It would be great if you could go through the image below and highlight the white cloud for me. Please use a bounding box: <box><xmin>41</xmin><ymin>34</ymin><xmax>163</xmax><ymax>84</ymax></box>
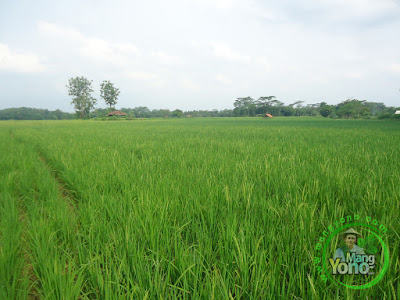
<box><xmin>209</xmin><ymin>42</ymin><xmax>251</xmax><ymax>62</ymax></box>
<box><xmin>115</xmin><ymin>43</ymin><xmax>141</xmax><ymax>56</ymax></box>
<box><xmin>79</xmin><ymin>37</ymin><xmax>142</xmax><ymax>66</ymax></box>
<box><xmin>343</xmin><ymin>71</ymin><xmax>364</xmax><ymax>79</ymax></box>
<box><xmin>1</xmin><ymin>0</ymin><xmax>400</xmax><ymax>109</ymax></box>
<box><xmin>150</xmin><ymin>51</ymin><xmax>183</xmax><ymax>65</ymax></box>
<box><xmin>214</xmin><ymin>0</ymin><xmax>235</xmax><ymax>10</ymax></box>
<box><xmin>256</xmin><ymin>0</ymin><xmax>400</xmax><ymax>23</ymax></box>
<box><xmin>36</xmin><ymin>20</ymin><xmax>187</xmax><ymax>92</ymax></box>
<box><xmin>326</xmin><ymin>0</ymin><xmax>399</xmax><ymax>19</ymax></box>
<box><xmin>38</xmin><ymin>21</ymin><xmax>141</xmax><ymax>66</ymax></box>
<box><xmin>256</xmin><ymin>57</ymin><xmax>272</xmax><ymax>72</ymax></box>
<box><xmin>0</xmin><ymin>43</ymin><xmax>45</xmax><ymax>73</ymax></box>
<box><xmin>190</xmin><ymin>0</ymin><xmax>236</xmax><ymax>11</ymax></box>
<box><xmin>38</xmin><ymin>20</ymin><xmax>84</xmax><ymax>42</ymax></box>
<box><xmin>126</xmin><ymin>71</ymin><xmax>157</xmax><ymax>80</ymax></box>
<box><xmin>151</xmin><ymin>79</ymin><xmax>167</xmax><ymax>88</ymax></box>
<box><xmin>80</xmin><ymin>37</ymin><xmax>113</xmax><ymax>61</ymax></box>
<box><xmin>215</xmin><ymin>74</ymin><xmax>232</xmax><ymax>85</ymax></box>
<box><xmin>386</xmin><ymin>63</ymin><xmax>400</xmax><ymax>73</ymax></box>
<box><xmin>182</xmin><ymin>78</ymin><xmax>199</xmax><ymax>90</ymax></box>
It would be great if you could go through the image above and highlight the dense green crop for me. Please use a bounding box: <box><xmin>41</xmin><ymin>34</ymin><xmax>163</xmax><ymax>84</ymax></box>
<box><xmin>1</xmin><ymin>118</ymin><xmax>399</xmax><ymax>299</ymax></box>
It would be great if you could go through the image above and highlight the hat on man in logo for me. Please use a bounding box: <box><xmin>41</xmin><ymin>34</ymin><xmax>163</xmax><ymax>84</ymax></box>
<box><xmin>340</xmin><ymin>228</ymin><xmax>362</xmax><ymax>237</ymax></box>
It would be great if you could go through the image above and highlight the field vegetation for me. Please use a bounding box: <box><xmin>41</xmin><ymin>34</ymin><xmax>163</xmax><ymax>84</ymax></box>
<box><xmin>0</xmin><ymin>118</ymin><xmax>399</xmax><ymax>299</ymax></box>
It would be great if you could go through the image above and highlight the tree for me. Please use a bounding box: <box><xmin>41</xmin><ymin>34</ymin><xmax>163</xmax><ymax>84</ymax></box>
<box><xmin>319</xmin><ymin>102</ymin><xmax>334</xmax><ymax>117</ymax></box>
<box><xmin>100</xmin><ymin>80</ymin><xmax>120</xmax><ymax>109</ymax></box>
<box><xmin>133</xmin><ymin>106</ymin><xmax>151</xmax><ymax>118</ymax></box>
<box><xmin>336</xmin><ymin>98</ymin><xmax>370</xmax><ymax>119</ymax></box>
<box><xmin>364</xmin><ymin>102</ymin><xmax>386</xmax><ymax>116</ymax></box>
<box><xmin>281</xmin><ymin>106</ymin><xmax>294</xmax><ymax>116</ymax></box>
<box><xmin>67</xmin><ymin>76</ymin><xmax>96</xmax><ymax>118</ymax></box>
<box><xmin>289</xmin><ymin>100</ymin><xmax>304</xmax><ymax>108</ymax></box>
<box><xmin>172</xmin><ymin>109</ymin><xmax>184</xmax><ymax>118</ymax></box>
<box><xmin>233</xmin><ymin>97</ymin><xmax>255</xmax><ymax>116</ymax></box>
<box><xmin>255</xmin><ymin>96</ymin><xmax>276</xmax><ymax>115</ymax></box>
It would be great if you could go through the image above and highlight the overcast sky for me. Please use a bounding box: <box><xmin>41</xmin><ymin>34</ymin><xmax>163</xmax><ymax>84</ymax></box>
<box><xmin>1</xmin><ymin>0</ymin><xmax>399</xmax><ymax>112</ymax></box>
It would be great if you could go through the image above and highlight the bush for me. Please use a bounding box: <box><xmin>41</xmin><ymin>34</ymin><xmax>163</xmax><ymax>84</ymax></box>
<box><xmin>329</xmin><ymin>111</ymin><xmax>338</xmax><ymax>119</ymax></box>
<box><xmin>377</xmin><ymin>113</ymin><xmax>392</xmax><ymax>120</ymax></box>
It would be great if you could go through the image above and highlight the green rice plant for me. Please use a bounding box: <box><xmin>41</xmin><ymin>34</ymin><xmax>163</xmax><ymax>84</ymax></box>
<box><xmin>0</xmin><ymin>118</ymin><xmax>399</xmax><ymax>299</ymax></box>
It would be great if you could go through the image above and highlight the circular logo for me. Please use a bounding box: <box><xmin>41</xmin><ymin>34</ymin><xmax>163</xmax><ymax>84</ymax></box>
<box><xmin>321</xmin><ymin>222</ymin><xmax>389</xmax><ymax>289</ymax></box>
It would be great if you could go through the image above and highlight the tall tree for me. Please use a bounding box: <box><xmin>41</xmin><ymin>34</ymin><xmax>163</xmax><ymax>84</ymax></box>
<box><xmin>172</xmin><ymin>109</ymin><xmax>184</xmax><ymax>118</ymax></box>
<box><xmin>319</xmin><ymin>102</ymin><xmax>334</xmax><ymax>117</ymax></box>
<box><xmin>66</xmin><ymin>76</ymin><xmax>96</xmax><ymax>118</ymax></box>
<box><xmin>256</xmin><ymin>96</ymin><xmax>276</xmax><ymax>115</ymax></box>
<box><xmin>234</xmin><ymin>97</ymin><xmax>255</xmax><ymax>116</ymax></box>
<box><xmin>289</xmin><ymin>100</ymin><xmax>304</xmax><ymax>108</ymax></box>
<box><xmin>100</xmin><ymin>80</ymin><xmax>120</xmax><ymax>109</ymax></box>
<box><xmin>336</xmin><ymin>98</ymin><xmax>370</xmax><ymax>119</ymax></box>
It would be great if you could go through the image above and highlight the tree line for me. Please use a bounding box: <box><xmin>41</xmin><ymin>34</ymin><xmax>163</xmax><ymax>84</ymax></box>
<box><xmin>0</xmin><ymin>76</ymin><xmax>398</xmax><ymax>120</ymax></box>
<box><xmin>1</xmin><ymin>100</ymin><xmax>398</xmax><ymax>120</ymax></box>
<box><xmin>0</xmin><ymin>107</ymin><xmax>75</xmax><ymax>120</ymax></box>
<box><xmin>66</xmin><ymin>76</ymin><xmax>399</xmax><ymax>119</ymax></box>
<box><xmin>232</xmin><ymin>96</ymin><xmax>399</xmax><ymax>119</ymax></box>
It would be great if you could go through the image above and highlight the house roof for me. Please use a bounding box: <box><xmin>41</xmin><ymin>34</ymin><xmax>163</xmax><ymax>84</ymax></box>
<box><xmin>264</xmin><ymin>114</ymin><xmax>274</xmax><ymax>118</ymax></box>
<box><xmin>108</xmin><ymin>110</ymin><xmax>127</xmax><ymax>116</ymax></box>
<box><xmin>395</xmin><ymin>110</ymin><xmax>400</xmax><ymax>115</ymax></box>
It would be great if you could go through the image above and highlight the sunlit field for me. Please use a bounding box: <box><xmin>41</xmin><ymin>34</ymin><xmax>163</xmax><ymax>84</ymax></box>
<box><xmin>1</xmin><ymin>118</ymin><xmax>399</xmax><ymax>299</ymax></box>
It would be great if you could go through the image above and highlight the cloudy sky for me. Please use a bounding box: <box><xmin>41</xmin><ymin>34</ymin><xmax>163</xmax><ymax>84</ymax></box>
<box><xmin>1</xmin><ymin>0</ymin><xmax>399</xmax><ymax>112</ymax></box>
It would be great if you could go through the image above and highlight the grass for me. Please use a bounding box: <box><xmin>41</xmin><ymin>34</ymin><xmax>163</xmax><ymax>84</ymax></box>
<box><xmin>0</xmin><ymin>117</ymin><xmax>399</xmax><ymax>299</ymax></box>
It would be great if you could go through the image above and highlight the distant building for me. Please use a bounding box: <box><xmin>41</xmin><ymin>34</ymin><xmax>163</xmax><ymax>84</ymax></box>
<box><xmin>108</xmin><ymin>110</ymin><xmax>127</xmax><ymax>117</ymax></box>
<box><xmin>395</xmin><ymin>110</ymin><xmax>400</xmax><ymax>115</ymax></box>
<box><xmin>263</xmin><ymin>113</ymin><xmax>274</xmax><ymax>118</ymax></box>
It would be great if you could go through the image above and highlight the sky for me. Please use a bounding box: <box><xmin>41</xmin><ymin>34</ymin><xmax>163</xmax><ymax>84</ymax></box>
<box><xmin>0</xmin><ymin>0</ymin><xmax>399</xmax><ymax>112</ymax></box>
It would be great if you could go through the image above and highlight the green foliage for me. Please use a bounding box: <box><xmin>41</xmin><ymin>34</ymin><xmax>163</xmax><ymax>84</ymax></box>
<box><xmin>66</xmin><ymin>76</ymin><xmax>96</xmax><ymax>119</ymax></box>
<box><xmin>91</xmin><ymin>108</ymin><xmax>111</xmax><ymax>118</ymax></box>
<box><xmin>319</xmin><ymin>102</ymin><xmax>334</xmax><ymax>117</ymax></box>
<box><xmin>377</xmin><ymin>113</ymin><xmax>400</xmax><ymax>120</ymax></box>
<box><xmin>233</xmin><ymin>96</ymin><xmax>322</xmax><ymax>117</ymax></box>
<box><xmin>172</xmin><ymin>109</ymin><xmax>184</xmax><ymax>118</ymax></box>
<box><xmin>100</xmin><ymin>80</ymin><xmax>120</xmax><ymax>108</ymax></box>
<box><xmin>232</xmin><ymin>97</ymin><xmax>396</xmax><ymax>119</ymax></box>
<box><xmin>149</xmin><ymin>108</ymin><xmax>171</xmax><ymax>118</ymax></box>
<box><xmin>336</xmin><ymin>99</ymin><xmax>371</xmax><ymax>119</ymax></box>
<box><xmin>234</xmin><ymin>97</ymin><xmax>257</xmax><ymax>116</ymax></box>
<box><xmin>358</xmin><ymin>235</ymin><xmax>379</xmax><ymax>255</ymax></box>
<box><xmin>0</xmin><ymin>107</ymin><xmax>74</xmax><ymax>120</ymax></box>
<box><xmin>364</xmin><ymin>102</ymin><xmax>387</xmax><ymax>116</ymax></box>
<box><xmin>281</xmin><ymin>106</ymin><xmax>295</xmax><ymax>116</ymax></box>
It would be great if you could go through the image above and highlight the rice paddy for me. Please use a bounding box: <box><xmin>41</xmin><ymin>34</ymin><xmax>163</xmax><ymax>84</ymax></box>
<box><xmin>0</xmin><ymin>117</ymin><xmax>399</xmax><ymax>299</ymax></box>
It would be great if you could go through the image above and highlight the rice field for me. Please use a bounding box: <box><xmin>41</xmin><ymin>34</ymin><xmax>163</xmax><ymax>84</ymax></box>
<box><xmin>0</xmin><ymin>117</ymin><xmax>399</xmax><ymax>299</ymax></box>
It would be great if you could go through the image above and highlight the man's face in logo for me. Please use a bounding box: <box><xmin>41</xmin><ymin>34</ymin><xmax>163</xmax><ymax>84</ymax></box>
<box><xmin>345</xmin><ymin>234</ymin><xmax>357</xmax><ymax>249</ymax></box>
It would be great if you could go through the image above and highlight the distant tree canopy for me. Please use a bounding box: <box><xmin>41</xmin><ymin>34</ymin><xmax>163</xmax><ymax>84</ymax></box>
<box><xmin>1</xmin><ymin>95</ymin><xmax>398</xmax><ymax>120</ymax></box>
<box><xmin>319</xmin><ymin>102</ymin><xmax>333</xmax><ymax>117</ymax></box>
<box><xmin>0</xmin><ymin>107</ymin><xmax>74</xmax><ymax>120</ymax></box>
<box><xmin>327</xmin><ymin>99</ymin><xmax>397</xmax><ymax>119</ymax></box>
<box><xmin>233</xmin><ymin>96</ymin><xmax>315</xmax><ymax>117</ymax></box>
<box><xmin>172</xmin><ymin>109</ymin><xmax>184</xmax><ymax>118</ymax></box>
<box><xmin>231</xmin><ymin>96</ymin><xmax>398</xmax><ymax>119</ymax></box>
<box><xmin>90</xmin><ymin>107</ymin><xmax>233</xmax><ymax>118</ymax></box>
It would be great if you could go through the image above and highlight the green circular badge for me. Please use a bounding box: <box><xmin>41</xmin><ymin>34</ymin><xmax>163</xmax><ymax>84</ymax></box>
<box><xmin>321</xmin><ymin>222</ymin><xmax>389</xmax><ymax>289</ymax></box>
